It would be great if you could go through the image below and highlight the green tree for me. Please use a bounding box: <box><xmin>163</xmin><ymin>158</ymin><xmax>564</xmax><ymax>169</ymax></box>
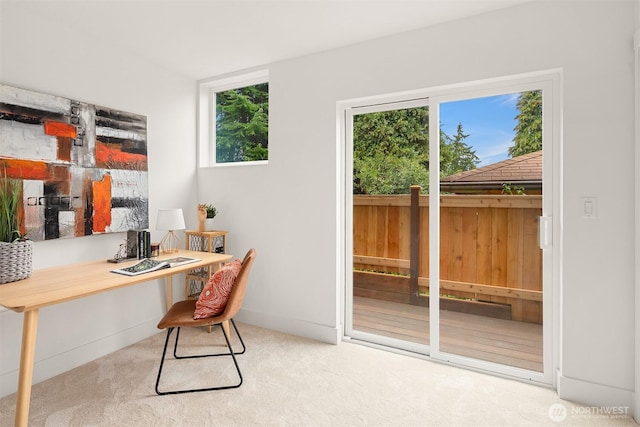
<box><xmin>216</xmin><ymin>83</ymin><xmax>268</xmax><ymax>162</ymax></box>
<box><xmin>353</xmin><ymin>109</ymin><xmax>479</xmax><ymax>194</ymax></box>
<box><xmin>508</xmin><ymin>90</ymin><xmax>542</xmax><ymax>157</ymax></box>
<box><xmin>440</xmin><ymin>123</ymin><xmax>479</xmax><ymax>177</ymax></box>
<box><xmin>353</xmin><ymin>107</ymin><xmax>430</xmax><ymax>194</ymax></box>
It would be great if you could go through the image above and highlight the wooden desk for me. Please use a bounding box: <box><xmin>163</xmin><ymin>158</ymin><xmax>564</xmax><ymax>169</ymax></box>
<box><xmin>0</xmin><ymin>249</ymin><xmax>231</xmax><ymax>427</ymax></box>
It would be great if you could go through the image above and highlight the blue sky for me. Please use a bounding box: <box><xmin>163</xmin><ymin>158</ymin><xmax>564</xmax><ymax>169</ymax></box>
<box><xmin>440</xmin><ymin>93</ymin><xmax>520</xmax><ymax>166</ymax></box>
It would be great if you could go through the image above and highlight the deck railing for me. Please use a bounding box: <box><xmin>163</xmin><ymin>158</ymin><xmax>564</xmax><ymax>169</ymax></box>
<box><xmin>353</xmin><ymin>186</ymin><xmax>543</xmax><ymax>324</ymax></box>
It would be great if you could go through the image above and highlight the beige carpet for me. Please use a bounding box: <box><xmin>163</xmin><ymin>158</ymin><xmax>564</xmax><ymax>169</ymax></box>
<box><xmin>0</xmin><ymin>323</ymin><xmax>636</xmax><ymax>426</ymax></box>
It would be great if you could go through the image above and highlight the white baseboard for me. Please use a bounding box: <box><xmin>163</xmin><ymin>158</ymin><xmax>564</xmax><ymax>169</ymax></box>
<box><xmin>557</xmin><ymin>372</ymin><xmax>634</xmax><ymax>411</ymax></box>
<box><xmin>235</xmin><ymin>308</ymin><xmax>340</xmax><ymax>345</ymax></box>
<box><xmin>0</xmin><ymin>318</ymin><xmax>159</xmax><ymax>399</ymax></box>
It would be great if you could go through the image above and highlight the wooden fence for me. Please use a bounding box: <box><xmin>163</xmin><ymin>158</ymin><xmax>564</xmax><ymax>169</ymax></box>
<box><xmin>353</xmin><ymin>187</ymin><xmax>543</xmax><ymax>324</ymax></box>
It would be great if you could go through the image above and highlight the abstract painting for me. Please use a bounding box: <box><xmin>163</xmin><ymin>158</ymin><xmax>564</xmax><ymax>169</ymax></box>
<box><xmin>0</xmin><ymin>84</ymin><xmax>148</xmax><ymax>241</ymax></box>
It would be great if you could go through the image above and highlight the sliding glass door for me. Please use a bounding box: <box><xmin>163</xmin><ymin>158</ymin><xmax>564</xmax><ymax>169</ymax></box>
<box><xmin>344</xmin><ymin>73</ymin><xmax>558</xmax><ymax>385</ymax></box>
<box><xmin>347</xmin><ymin>98</ymin><xmax>430</xmax><ymax>354</ymax></box>
<box><xmin>436</xmin><ymin>93</ymin><xmax>544</xmax><ymax>373</ymax></box>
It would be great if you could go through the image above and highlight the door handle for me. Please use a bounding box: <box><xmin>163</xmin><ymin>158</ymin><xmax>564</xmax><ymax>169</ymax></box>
<box><xmin>539</xmin><ymin>216</ymin><xmax>552</xmax><ymax>249</ymax></box>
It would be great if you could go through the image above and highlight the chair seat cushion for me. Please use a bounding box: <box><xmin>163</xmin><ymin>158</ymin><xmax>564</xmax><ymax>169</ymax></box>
<box><xmin>193</xmin><ymin>259</ymin><xmax>242</xmax><ymax>319</ymax></box>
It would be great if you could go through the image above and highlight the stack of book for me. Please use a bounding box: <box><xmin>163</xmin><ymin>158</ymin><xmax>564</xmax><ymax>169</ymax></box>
<box><xmin>127</xmin><ymin>229</ymin><xmax>151</xmax><ymax>259</ymax></box>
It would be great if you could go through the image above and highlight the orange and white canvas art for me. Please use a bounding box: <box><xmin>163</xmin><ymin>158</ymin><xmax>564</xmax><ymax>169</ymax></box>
<box><xmin>0</xmin><ymin>84</ymin><xmax>148</xmax><ymax>240</ymax></box>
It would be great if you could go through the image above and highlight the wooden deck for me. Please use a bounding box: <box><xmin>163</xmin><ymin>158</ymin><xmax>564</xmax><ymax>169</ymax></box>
<box><xmin>353</xmin><ymin>296</ymin><xmax>543</xmax><ymax>372</ymax></box>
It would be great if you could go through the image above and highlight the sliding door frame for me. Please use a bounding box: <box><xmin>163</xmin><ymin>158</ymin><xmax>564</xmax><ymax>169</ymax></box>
<box><xmin>339</xmin><ymin>70</ymin><xmax>562</xmax><ymax>387</ymax></box>
<box><xmin>343</xmin><ymin>97</ymin><xmax>430</xmax><ymax>355</ymax></box>
<box><xmin>428</xmin><ymin>76</ymin><xmax>559</xmax><ymax>386</ymax></box>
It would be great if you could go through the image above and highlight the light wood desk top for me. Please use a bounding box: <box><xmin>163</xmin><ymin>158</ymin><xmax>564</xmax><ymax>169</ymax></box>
<box><xmin>0</xmin><ymin>250</ymin><xmax>231</xmax><ymax>312</ymax></box>
<box><xmin>0</xmin><ymin>249</ymin><xmax>232</xmax><ymax>427</ymax></box>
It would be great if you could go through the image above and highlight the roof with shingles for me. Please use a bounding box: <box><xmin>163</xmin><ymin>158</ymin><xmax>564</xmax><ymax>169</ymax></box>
<box><xmin>441</xmin><ymin>150</ymin><xmax>542</xmax><ymax>184</ymax></box>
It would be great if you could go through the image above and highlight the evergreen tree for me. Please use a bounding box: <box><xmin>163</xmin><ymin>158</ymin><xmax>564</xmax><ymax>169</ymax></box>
<box><xmin>216</xmin><ymin>83</ymin><xmax>268</xmax><ymax>162</ymax></box>
<box><xmin>508</xmin><ymin>90</ymin><xmax>542</xmax><ymax>157</ymax></box>
<box><xmin>353</xmin><ymin>107</ymin><xmax>430</xmax><ymax>194</ymax></box>
<box><xmin>440</xmin><ymin>123</ymin><xmax>479</xmax><ymax>177</ymax></box>
<box><xmin>353</xmin><ymin>109</ymin><xmax>478</xmax><ymax>194</ymax></box>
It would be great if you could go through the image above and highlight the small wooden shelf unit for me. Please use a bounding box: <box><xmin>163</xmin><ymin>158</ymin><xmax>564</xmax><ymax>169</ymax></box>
<box><xmin>184</xmin><ymin>230</ymin><xmax>228</xmax><ymax>298</ymax></box>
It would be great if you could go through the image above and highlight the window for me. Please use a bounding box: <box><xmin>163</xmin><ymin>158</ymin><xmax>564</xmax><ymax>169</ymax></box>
<box><xmin>215</xmin><ymin>82</ymin><xmax>268</xmax><ymax>163</ymax></box>
<box><xmin>198</xmin><ymin>69</ymin><xmax>268</xmax><ymax>166</ymax></box>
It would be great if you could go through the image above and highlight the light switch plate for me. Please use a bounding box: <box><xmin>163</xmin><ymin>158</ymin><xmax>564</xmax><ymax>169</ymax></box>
<box><xmin>581</xmin><ymin>196</ymin><xmax>597</xmax><ymax>218</ymax></box>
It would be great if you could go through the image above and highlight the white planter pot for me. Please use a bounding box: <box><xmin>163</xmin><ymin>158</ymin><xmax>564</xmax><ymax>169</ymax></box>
<box><xmin>0</xmin><ymin>240</ymin><xmax>33</xmax><ymax>284</ymax></box>
<box><xmin>205</xmin><ymin>218</ymin><xmax>216</xmax><ymax>231</ymax></box>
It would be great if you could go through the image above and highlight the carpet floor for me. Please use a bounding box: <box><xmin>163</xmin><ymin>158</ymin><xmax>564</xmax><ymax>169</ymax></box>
<box><xmin>0</xmin><ymin>323</ymin><xmax>636</xmax><ymax>426</ymax></box>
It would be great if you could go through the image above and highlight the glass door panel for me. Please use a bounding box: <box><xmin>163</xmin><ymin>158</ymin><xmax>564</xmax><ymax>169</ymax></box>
<box><xmin>349</xmin><ymin>100</ymin><xmax>430</xmax><ymax>351</ymax></box>
<box><xmin>437</xmin><ymin>92</ymin><xmax>543</xmax><ymax>372</ymax></box>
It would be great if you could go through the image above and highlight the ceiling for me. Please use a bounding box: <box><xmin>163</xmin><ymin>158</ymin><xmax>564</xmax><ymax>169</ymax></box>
<box><xmin>8</xmin><ymin>0</ymin><xmax>533</xmax><ymax>80</ymax></box>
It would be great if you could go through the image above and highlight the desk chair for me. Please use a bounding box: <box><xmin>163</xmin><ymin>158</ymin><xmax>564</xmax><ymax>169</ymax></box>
<box><xmin>155</xmin><ymin>248</ymin><xmax>256</xmax><ymax>395</ymax></box>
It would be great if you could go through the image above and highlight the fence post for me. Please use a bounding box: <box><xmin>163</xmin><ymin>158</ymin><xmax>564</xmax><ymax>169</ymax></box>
<box><xmin>410</xmin><ymin>185</ymin><xmax>421</xmax><ymax>305</ymax></box>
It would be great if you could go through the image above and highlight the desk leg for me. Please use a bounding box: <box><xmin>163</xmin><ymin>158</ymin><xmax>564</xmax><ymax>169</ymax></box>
<box><xmin>15</xmin><ymin>309</ymin><xmax>39</xmax><ymax>427</ymax></box>
<box><xmin>166</xmin><ymin>275</ymin><xmax>173</xmax><ymax>312</ymax></box>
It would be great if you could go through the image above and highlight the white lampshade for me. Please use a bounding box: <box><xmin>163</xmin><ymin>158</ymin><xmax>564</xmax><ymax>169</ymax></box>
<box><xmin>156</xmin><ymin>208</ymin><xmax>186</xmax><ymax>231</ymax></box>
<box><xmin>156</xmin><ymin>209</ymin><xmax>185</xmax><ymax>253</ymax></box>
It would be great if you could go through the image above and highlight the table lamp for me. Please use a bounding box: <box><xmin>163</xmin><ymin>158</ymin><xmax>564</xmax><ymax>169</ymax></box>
<box><xmin>156</xmin><ymin>208</ymin><xmax>186</xmax><ymax>253</ymax></box>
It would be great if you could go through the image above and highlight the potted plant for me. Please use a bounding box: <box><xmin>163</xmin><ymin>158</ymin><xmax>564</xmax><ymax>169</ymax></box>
<box><xmin>204</xmin><ymin>204</ymin><xmax>217</xmax><ymax>231</ymax></box>
<box><xmin>0</xmin><ymin>172</ymin><xmax>33</xmax><ymax>284</ymax></box>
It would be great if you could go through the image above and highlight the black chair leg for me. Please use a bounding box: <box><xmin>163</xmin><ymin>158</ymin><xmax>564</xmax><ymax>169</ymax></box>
<box><xmin>220</xmin><ymin>322</ymin><xmax>243</xmax><ymax>388</ymax></box>
<box><xmin>155</xmin><ymin>321</ymin><xmax>244</xmax><ymax>395</ymax></box>
<box><xmin>155</xmin><ymin>327</ymin><xmax>175</xmax><ymax>395</ymax></box>
<box><xmin>172</xmin><ymin>319</ymin><xmax>245</xmax><ymax>359</ymax></box>
<box><xmin>229</xmin><ymin>319</ymin><xmax>247</xmax><ymax>355</ymax></box>
<box><xmin>172</xmin><ymin>327</ymin><xmax>182</xmax><ymax>359</ymax></box>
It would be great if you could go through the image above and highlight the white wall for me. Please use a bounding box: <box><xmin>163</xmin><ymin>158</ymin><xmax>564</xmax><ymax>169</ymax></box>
<box><xmin>0</xmin><ymin>2</ymin><xmax>198</xmax><ymax>397</ymax></box>
<box><xmin>201</xmin><ymin>0</ymin><xmax>636</xmax><ymax>412</ymax></box>
<box><xmin>0</xmin><ymin>0</ymin><xmax>636</xmax><ymax>416</ymax></box>
<box><xmin>634</xmin><ymin>0</ymin><xmax>640</xmax><ymax>421</ymax></box>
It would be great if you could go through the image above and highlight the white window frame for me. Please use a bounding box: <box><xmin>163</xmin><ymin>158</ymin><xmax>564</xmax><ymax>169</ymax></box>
<box><xmin>197</xmin><ymin>69</ymin><xmax>269</xmax><ymax>167</ymax></box>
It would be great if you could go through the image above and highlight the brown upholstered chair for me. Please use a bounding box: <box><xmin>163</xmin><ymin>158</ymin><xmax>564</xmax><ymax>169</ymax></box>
<box><xmin>155</xmin><ymin>248</ymin><xmax>256</xmax><ymax>395</ymax></box>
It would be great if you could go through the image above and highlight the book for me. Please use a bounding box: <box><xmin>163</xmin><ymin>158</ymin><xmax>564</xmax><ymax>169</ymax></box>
<box><xmin>143</xmin><ymin>231</ymin><xmax>151</xmax><ymax>258</ymax></box>
<box><xmin>127</xmin><ymin>230</ymin><xmax>141</xmax><ymax>259</ymax></box>
<box><xmin>111</xmin><ymin>256</ymin><xmax>200</xmax><ymax>276</ymax></box>
<box><xmin>163</xmin><ymin>256</ymin><xmax>201</xmax><ymax>267</ymax></box>
<box><xmin>127</xmin><ymin>229</ymin><xmax>152</xmax><ymax>259</ymax></box>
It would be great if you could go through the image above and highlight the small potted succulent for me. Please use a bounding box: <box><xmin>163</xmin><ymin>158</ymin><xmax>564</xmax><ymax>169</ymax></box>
<box><xmin>0</xmin><ymin>172</ymin><xmax>33</xmax><ymax>284</ymax></box>
<box><xmin>204</xmin><ymin>204</ymin><xmax>218</xmax><ymax>231</ymax></box>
